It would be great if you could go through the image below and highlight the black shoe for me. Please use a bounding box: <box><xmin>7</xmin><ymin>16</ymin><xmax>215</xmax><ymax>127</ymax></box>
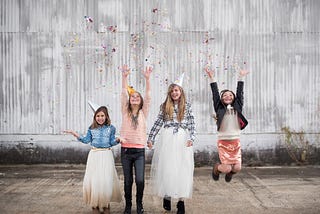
<box><xmin>92</xmin><ymin>207</ymin><xmax>100</xmax><ymax>214</ymax></box>
<box><xmin>176</xmin><ymin>201</ymin><xmax>185</xmax><ymax>214</ymax></box>
<box><xmin>102</xmin><ymin>205</ymin><xmax>110</xmax><ymax>214</ymax></box>
<box><xmin>163</xmin><ymin>198</ymin><xmax>171</xmax><ymax>211</ymax></box>
<box><xmin>137</xmin><ymin>203</ymin><xmax>144</xmax><ymax>214</ymax></box>
<box><xmin>225</xmin><ymin>171</ymin><xmax>235</xmax><ymax>182</ymax></box>
<box><xmin>124</xmin><ymin>205</ymin><xmax>131</xmax><ymax>214</ymax></box>
<box><xmin>212</xmin><ymin>164</ymin><xmax>220</xmax><ymax>181</ymax></box>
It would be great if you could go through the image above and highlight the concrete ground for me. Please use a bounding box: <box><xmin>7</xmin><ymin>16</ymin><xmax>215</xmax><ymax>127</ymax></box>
<box><xmin>0</xmin><ymin>164</ymin><xmax>319</xmax><ymax>214</ymax></box>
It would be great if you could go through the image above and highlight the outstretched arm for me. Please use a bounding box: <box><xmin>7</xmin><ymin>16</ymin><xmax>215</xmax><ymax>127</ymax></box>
<box><xmin>64</xmin><ymin>129</ymin><xmax>92</xmax><ymax>144</ymax></box>
<box><xmin>63</xmin><ymin>130</ymin><xmax>80</xmax><ymax>139</ymax></box>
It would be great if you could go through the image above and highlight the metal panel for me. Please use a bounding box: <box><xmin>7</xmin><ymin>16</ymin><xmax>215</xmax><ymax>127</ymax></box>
<box><xmin>0</xmin><ymin>33</ymin><xmax>22</xmax><ymax>133</ymax></box>
<box><xmin>20</xmin><ymin>0</ymin><xmax>54</xmax><ymax>32</ymax></box>
<box><xmin>52</xmin><ymin>0</ymin><xmax>87</xmax><ymax>33</ymax></box>
<box><xmin>20</xmin><ymin>32</ymin><xmax>53</xmax><ymax>133</ymax></box>
<box><xmin>0</xmin><ymin>0</ymin><xmax>20</xmax><ymax>32</ymax></box>
<box><xmin>0</xmin><ymin>0</ymin><xmax>319</xmax><ymax>148</ymax></box>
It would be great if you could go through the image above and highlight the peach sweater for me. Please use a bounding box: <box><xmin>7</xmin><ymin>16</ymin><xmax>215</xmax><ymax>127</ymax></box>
<box><xmin>120</xmin><ymin>88</ymin><xmax>151</xmax><ymax>148</ymax></box>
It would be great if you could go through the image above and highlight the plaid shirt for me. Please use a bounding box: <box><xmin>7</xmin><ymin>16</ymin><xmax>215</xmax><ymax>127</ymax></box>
<box><xmin>148</xmin><ymin>102</ymin><xmax>196</xmax><ymax>143</ymax></box>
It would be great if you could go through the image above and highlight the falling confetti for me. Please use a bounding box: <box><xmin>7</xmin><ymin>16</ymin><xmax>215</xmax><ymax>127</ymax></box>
<box><xmin>84</xmin><ymin>16</ymin><xmax>93</xmax><ymax>23</ymax></box>
<box><xmin>61</xmin><ymin>11</ymin><xmax>249</xmax><ymax>95</ymax></box>
<box><xmin>107</xmin><ymin>25</ymin><xmax>117</xmax><ymax>33</ymax></box>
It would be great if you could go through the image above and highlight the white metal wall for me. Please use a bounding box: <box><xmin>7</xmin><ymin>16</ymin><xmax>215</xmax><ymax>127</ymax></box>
<box><xmin>1</xmin><ymin>0</ymin><xmax>320</xmax><ymax>160</ymax></box>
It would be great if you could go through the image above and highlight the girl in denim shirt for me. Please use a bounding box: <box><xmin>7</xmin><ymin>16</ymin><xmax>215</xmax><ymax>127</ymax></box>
<box><xmin>64</xmin><ymin>106</ymin><xmax>121</xmax><ymax>213</ymax></box>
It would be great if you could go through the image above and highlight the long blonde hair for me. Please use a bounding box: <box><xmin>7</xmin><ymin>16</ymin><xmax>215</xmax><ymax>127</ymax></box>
<box><xmin>161</xmin><ymin>84</ymin><xmax>186</xmax><ymax>122</ymax></box>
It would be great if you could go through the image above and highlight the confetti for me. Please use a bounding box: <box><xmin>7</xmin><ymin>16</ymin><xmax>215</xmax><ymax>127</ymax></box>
<box><xmin>84</xmin><ymin>16</ymin><xmax>93</xmax><ymax>23</ymax></box>
<box><xmin>107</xmin><ymin>25</ymin><xmax>117</xmax><ymax>33</ymax></box>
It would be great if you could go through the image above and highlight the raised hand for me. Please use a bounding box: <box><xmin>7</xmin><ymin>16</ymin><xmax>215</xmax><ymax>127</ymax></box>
<box><xmin>63</xmin><ymin>130</ymin><xmax>74</xmax><ymax>134</ymax></box>
<box><xmin>204</xmin><ymin>66</ymin><xmax>215</xmax><ymax>80</ymax></box>
<box><xmin>234</xmin><ymin>63</ymin><xmax>249</xmax><ymax>79</ymax></box>
<box><xmin>143</xmin><ymin>66</ymin><xmax>153</xmax><ymax>80</ymax></box>
<box><xmin>63</xmin><ymin>130</ymin><xmax>79</xmax><ymax>138</ymax></box>
<box><xmin>239</xmin><ymin>69</ymin><xmax>249</xmax><ymax>78</ymax></box>
<box><xmin>121</xmin><ymin>64</ymin><xmax>130</xmax><ymax>78</ymax></box>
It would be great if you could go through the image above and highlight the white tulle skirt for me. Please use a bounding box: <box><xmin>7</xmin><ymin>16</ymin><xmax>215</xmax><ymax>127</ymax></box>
<box><xmin>83</xmin><ymin>148</ymin><xmax>122</xmax><ymax>208</ymax></box>
<box><xmin>151</xmin><ymin>127</ymin><xmax>194</xmax><ymax>199</ymax></box>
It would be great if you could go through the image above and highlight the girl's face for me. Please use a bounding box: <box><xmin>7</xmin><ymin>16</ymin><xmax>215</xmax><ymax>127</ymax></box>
<box><xmin>95</xmin><ymin>111</ymin><xmax>106</xmax><ymax>125</ymax></box>
<box><xmin>170</xmin><ymin>85</ymin><xmax>182</xmax><ymax>102</ymax></box>
<box><xmin>130</xmin><ymin>92</ymin><xmax>141</xmax><ymax>105</ymax></box>
<box><xmin>221</xmin><ymin>91</ymin><xmax>234</xmax><ymax>105</ymax></box>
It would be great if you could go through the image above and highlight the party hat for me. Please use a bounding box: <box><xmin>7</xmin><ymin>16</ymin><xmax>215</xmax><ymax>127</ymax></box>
<box><xmin>127</xmin><ymin>86</ymin><xmax>137</xmax><ymax>95</ymax></box>
<box><xmin>88</xmin><ymin>100</ymin><xmax>100</xmax><ymax>113</ymax></box>
<box><xmin>173</xmin><ymin>72</ymin><xmax>185</xmax><ymax>88</ymax></box>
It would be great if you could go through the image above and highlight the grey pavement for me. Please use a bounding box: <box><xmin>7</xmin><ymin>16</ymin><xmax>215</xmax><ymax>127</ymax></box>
<box><xmin>0</xmin><ymin>164</ymin><xmax>319</xmax><ymax>214</ymax></box>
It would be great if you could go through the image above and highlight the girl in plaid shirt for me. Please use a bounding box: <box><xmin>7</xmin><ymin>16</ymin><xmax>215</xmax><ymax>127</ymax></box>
<box><xmin>147</xmin><ymin>81</ymin><xmax>195</xmax><ymax>214</ymax></box>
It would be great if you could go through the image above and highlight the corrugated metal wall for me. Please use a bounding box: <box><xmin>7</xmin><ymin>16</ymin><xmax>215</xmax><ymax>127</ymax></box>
<box><xmin>1</xmin><ymin>0</ymin><xmax>320</xmax><ymax>164</ymax></box>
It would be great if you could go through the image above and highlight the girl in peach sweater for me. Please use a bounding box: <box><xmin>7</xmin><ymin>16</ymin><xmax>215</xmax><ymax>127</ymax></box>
<box><xmin>119</xmin><ymin>65</ymin><xmax>153</xmax><ymax>214</ymax></box>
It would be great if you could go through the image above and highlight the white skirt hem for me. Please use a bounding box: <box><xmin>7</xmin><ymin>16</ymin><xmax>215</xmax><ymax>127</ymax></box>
<box><xmin>83</xmin><ymin>149</ymin><xmax>122</xmax><ymax>208</ymax></box>
<box><xmin>150</xmin><ymin>127</ymin><xmax>194</xmax><ymax>199</ymax></box>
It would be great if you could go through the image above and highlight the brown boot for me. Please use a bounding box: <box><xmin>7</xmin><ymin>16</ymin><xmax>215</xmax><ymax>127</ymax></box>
<box><xmin>212</xmin><ymin>164</ymin><xmax>220</xmax><ymax>181</ymax></box>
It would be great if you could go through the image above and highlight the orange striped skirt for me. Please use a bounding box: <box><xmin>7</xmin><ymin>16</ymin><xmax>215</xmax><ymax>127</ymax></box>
<box><xmin>217</xmin><ymin>139</ymin><xmax>241</xmax><ymax>165</ymax></box>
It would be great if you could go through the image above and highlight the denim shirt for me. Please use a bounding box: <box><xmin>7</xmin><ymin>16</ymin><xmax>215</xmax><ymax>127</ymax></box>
<box><xmin>78</xmin><ymin>125</ymin><xmax>119</xmax><ymax>148</ymax></box>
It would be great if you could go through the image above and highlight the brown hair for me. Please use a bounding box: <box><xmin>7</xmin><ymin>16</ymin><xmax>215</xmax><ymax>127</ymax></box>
<box><xmin>220</xmin><ymin>89</ymin><xmax>236</xmax><ymax>105</ymax></box>
<box><xmin>90</xmin><ymin>106</ymin><xmax>111</xmax><ymax>129</ymax></box>
<box><xmin>161</xmin><ymin>84</ymin><xmax>186</xmax><ymax>122</ymax></box>
<box><xmin>126</xmin><ymin>92</ymin><xmax>144</xmax><ymax>129</ymax></box>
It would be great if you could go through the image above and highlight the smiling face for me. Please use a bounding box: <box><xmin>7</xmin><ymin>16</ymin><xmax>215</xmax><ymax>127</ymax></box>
<box><xmin>170</xmin><ymin>85</ymin><xmax>182</xmax><ymax>103</ymax></box>
<box><xmin>221</xmin><ymin>91</ymin><xmax>235</xmax><ymax>105</ymax></box>
<box><xmin>129</xmin><ymin>92</ymin><xmax>142</xmax><ymax>105</ymax></box>
<box><xmin>95</xmin><ymin>111</ymin><xmax>106</xmax><ymax>125</ymax></box>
